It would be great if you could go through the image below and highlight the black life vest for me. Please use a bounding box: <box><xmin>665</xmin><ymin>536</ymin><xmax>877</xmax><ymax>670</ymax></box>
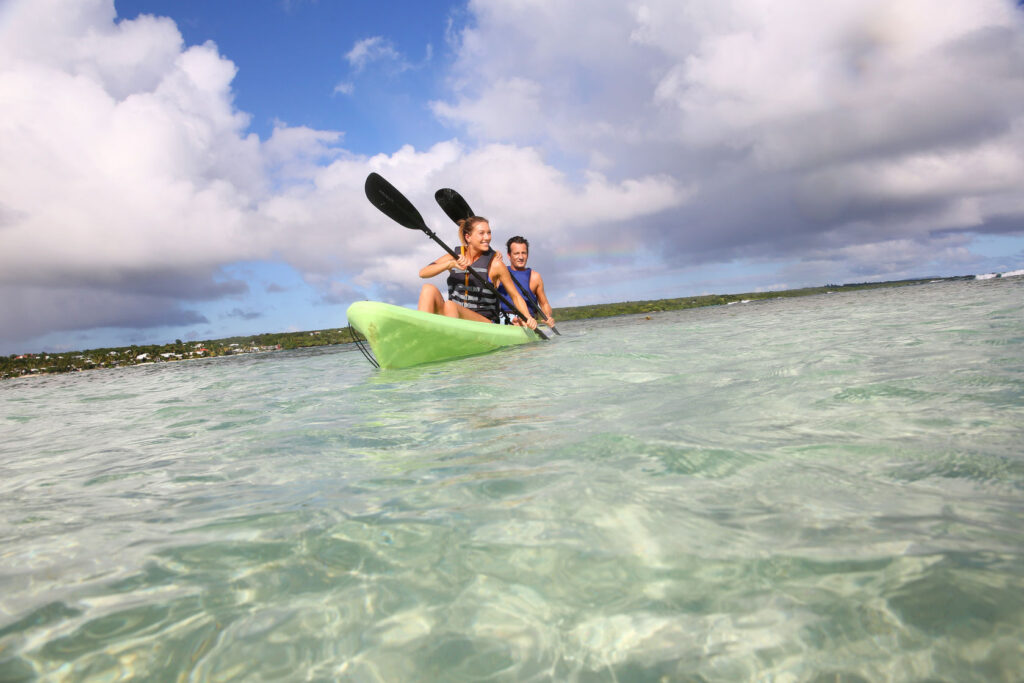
<box><xmin>447</xmin><ymin>248</ymin><xmax>499</xmax><ymax>322</ymax></box>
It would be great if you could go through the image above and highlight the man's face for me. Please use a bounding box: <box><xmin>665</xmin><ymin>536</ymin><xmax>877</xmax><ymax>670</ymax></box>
<box><xmin>508</xmin><ymin>243</ymin><xmax>529</xmax><ymax>269</ymax></box>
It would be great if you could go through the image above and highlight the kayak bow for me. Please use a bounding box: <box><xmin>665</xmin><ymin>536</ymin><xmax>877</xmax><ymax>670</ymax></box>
<box><xmin>346</xmin><ymin>301</ymin><xmax>537</xmax><ymax>369</ymax></box>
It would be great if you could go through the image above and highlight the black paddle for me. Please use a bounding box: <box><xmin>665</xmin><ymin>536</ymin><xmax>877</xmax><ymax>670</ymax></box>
<box><xmin>364</xmin><ymin>173</ymin><xmax>548</xmax><ymax>341</ymax></box>
<box><xmin>434</xmin><ymin>187</ymin><xmax>475</xmax><ymax>225</ymax></box>
<box><xmin>434</xmin><ymin>187</ymin><xmax>560</xmax><ymax>335</ymax></box>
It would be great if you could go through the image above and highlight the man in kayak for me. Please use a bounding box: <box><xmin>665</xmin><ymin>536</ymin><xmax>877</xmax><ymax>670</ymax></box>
<box><xmin>498</xmin><ymin>236</ymin><xmax>556</xmax><ymax>328</ymax></box>
<box><xmin>418</xmin><ymin>216</ymin><xmax>538</xmax><ymax>329</ymax></box>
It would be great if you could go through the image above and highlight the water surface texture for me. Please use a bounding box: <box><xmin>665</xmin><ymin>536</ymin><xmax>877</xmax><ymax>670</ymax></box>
<box><xmin>2</xmin><ymin>278</ymin><xmax>1023</xmax><ymax>681</ymax></box>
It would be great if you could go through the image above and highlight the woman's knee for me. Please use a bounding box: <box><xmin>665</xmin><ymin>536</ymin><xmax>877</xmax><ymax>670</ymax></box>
<box><xmin>418</xmin><ymin>284</ymin><xmax>443</xmax><ymax>312</ymax></box>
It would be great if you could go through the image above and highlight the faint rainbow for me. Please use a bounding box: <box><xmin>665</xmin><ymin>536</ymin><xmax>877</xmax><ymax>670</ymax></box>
<box><xmin>555</xmin><ymin>242</ymin><xmax>636</xmax><ymax>260</ymax></box>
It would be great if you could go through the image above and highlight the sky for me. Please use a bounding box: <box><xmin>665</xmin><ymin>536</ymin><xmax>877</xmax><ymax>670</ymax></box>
<box><xmin>1</xmin><ymin>0</ymin><xmax>1023</xmax><ymax>355</ymax></box>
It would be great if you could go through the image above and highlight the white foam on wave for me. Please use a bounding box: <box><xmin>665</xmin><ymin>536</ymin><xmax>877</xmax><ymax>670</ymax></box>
<box><xmin>975</xmin><ymin>269</ymin><xmax>1024</xmax><ymax>280</ymax></box>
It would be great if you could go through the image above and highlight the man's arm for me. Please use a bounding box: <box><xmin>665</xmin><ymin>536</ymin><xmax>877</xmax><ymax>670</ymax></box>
<box><xmin>492</xmin><ymin>259</ymin><xmax>537</xmax><ymax>329</ymax></box>
<box><xmin>530</xmin><ymin>271</ymin><xmax>555</xmax><ymax>326</ymax></box>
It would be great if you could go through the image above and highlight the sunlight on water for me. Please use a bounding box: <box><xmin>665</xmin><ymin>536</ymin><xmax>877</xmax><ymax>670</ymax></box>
<box><xmin>2</xmin><ymin>279</ymin><xmax>1023</xmax><ymax>681</ymax></box>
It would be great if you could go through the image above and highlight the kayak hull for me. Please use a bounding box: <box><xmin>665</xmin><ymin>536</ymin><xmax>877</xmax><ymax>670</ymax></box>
<box><xmin>346</xmin><ymin>301</ymin><xmax>537</xmax><ymax>369</ymax></box>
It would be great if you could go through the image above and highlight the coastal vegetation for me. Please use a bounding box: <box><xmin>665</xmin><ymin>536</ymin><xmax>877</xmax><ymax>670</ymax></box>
<box><xmin>2</xmin><ymin>277</ymin><xmax>961</xmax><ymax>380</ymax></box>
<box><xmin>2</xmin><ymin>328</ymin><xmax>361</xmax><ymax>380</ymax></box>
<box><xmin>550</xmin><ymin>277</ymin><xmax>953</xmax><ymax>321</ymax></box>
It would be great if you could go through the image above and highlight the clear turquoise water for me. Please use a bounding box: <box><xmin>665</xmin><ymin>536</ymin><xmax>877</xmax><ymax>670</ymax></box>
<box><xmin>1</xmin><ymin>278</ymin><xmax>1023</xmax><ymax>681</ymax></box>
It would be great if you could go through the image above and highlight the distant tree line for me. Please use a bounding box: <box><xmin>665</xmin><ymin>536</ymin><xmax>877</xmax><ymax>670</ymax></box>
<box><xmin>550</xmin><ymin>278</ymin><xmax>947</xmax><ymax>321</ymax></box>
<box><xmin>2</xmin><ymin>328</ymin><xmax>363</xmax><ymax>379</ymax></box>
<box><xmin>3</xmin><ymin>277</ymin><xmax>962</xmax><ymax>380</ymax></box>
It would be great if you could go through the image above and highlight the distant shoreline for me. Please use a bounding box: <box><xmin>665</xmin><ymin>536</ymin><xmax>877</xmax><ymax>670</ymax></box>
<box><xmin>0</xmin><ymin>276</ymin><xmax>972</xmax><ymax>381</ymax></box>
<box><xmin>550</xmin><ymin>277</ymin><xmax>960</xmax><ymax>321</ymax></box>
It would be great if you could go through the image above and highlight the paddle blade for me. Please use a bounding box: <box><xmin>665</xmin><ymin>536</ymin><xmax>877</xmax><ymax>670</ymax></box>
<box><xmin>435</xmin><ymin>188</ymin><xmax>475</xmax><ymax>224</ymax></box>
<box><xmin>365</xmin><ymin>172</ymin><xmax>429</xmax><ymax>232</ymax></box>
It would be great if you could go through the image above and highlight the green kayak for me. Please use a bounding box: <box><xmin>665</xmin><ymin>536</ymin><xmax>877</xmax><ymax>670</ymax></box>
<box><xmin>346</xmin><ymin>301</ymin><xmax>538</xmax><ymax>369</ymax></box>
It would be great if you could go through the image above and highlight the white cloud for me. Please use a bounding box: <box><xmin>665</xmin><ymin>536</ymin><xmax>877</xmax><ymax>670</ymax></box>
<box><xmin>435</xmin><ymin>0</ymin><xmax>1024</xmax><ymax>268</ymax></box>
<box><xmin>345</xmin><ymin>36</ymin><xmax>405</xmax><ymax>72</ymax></box>
<box><xmin>262</xmin><ymin>140</ymin><xmax>682</xmax><ymax>304</ymax></box>
<box><xmin>433</xmin><ymin>77</ymin><xmax>544</xmax><ymax>140</ymax></box>
<box><xmin>2</xmin><ymin>0</ymin><xmax>1024</xmax><ymax>352</ymax></box>
<box><xmin>0</xmin><ymin>0</ymin><xmax>272</xmax><ymax>347</ymax></box>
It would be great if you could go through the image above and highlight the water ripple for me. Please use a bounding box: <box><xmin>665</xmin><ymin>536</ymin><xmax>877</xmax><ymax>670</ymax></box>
<box><xmin>2</xmin><ymin>279</ymin><xmax>1023</xmax><ymax>680</ymax></box>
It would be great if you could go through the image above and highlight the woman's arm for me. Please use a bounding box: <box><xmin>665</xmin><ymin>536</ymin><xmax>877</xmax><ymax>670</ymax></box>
<box><xmin>419</xmin><ymin>254</ymin><xmax>458</xmax><ymax>279</ymax></box>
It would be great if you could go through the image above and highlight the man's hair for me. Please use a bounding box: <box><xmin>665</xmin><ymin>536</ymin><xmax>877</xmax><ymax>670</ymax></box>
<box><xmin>506</xmin><ymin>236</ymin><xmax>529</xmax><ymax>253</ymax></box>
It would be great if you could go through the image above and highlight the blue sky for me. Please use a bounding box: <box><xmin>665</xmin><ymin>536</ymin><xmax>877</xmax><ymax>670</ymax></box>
<box><xmin>2</xmin><ymin>0</ymin><xmax>1023</xmax><ymax>355</ymax></box>
<box><xmin>117</xmin><ymin>0</ymin><xmax>455</xmax><ymax>151</ymax></box>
